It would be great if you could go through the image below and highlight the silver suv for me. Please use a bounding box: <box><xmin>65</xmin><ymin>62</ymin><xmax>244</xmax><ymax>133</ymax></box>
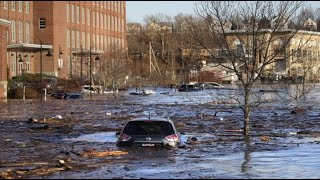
<box><xmin>116</xmin><ymin>117</ymin><xmax>181</xmax><ymax>147</ymax></box>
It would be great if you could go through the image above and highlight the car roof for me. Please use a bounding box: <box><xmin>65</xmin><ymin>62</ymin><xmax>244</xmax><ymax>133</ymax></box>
<box><xmin>128</xmin><ymin>117</ymin><xmax>172</xmax><ymax>123</ymax></box>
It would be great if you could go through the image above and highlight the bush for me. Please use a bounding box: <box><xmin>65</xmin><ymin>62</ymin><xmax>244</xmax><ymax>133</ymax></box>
<box><xmin>7</xmin><ymin>87</ymin><xmax>40</xmax><ymax>99</ymax></box>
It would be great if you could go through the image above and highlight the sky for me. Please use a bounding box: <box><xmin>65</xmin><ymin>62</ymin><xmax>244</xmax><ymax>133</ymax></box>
<box><xmin>126</xmin><ymin>1</ymin><xmax>320</xmax><ymax>24</ymax></box>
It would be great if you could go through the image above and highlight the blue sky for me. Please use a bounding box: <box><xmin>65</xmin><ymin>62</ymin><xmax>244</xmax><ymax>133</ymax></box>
<box><xmin>126</xmin><ymin>1</ymin><xmax>320</xmax><ymax>24</ymax></box>
<box><xmin>126</xmin><ymin>1</ymin><xmax>196</xmax><ymax>24</ymax></box>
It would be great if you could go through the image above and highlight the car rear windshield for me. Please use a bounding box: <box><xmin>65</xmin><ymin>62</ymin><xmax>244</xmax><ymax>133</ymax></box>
<box><xmin>123</xmin><ymin>121</ymin><xmax>175</xmax><ymax>136</ymax></box>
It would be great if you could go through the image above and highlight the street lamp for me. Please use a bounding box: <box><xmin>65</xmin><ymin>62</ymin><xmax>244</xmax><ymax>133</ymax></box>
<box><xmin>58</xmin><ymin>45</ymin><xmax>63</xmax><ymax>77</ymax></box>
<box><xmin>89</xmin><ymin>46</ymin><xmax>100</xmax><ymax>100</ymax></box>
<box><xmin>40</xmin><ymin>40</ymin><xmax>53</xmax><ymax>102</ymax></box>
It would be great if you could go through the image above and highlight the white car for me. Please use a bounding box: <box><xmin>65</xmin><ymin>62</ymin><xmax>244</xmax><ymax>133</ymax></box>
<box><xmin>142</xmin><ymin>89</ymin><xmax>156</xmax><ymax>95</ymax></box>
<box><xmin>201</xmin><ymin>82</ymin><xmax>224</xmax><ymax>89</ymax></box>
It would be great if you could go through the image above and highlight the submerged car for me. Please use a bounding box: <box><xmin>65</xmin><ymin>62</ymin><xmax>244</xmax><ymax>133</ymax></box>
<box><xmin>177</xmin><ymin>84</ymin><xmax>202</xmax><ymax>92</ymax></box>
<box><xmin>199</xmin><ymin>82</ymin><xmax>224</xmax><ymax>89</ymax></box>
<box><xmin>63</xmin><ymin>93</ymin><xmax>83</xmax><ymax>99</ymax></box>
<box><xmin>116</xmin><ymin>117</ymin><xmax>181</xmax><ymax>147</ymax></box>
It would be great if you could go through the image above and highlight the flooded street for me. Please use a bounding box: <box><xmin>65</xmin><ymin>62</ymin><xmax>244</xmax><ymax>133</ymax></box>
<box><xmin>1</xmin><ymin>85</ymin><xmax>320</xmax><ymax>179</ymax></box>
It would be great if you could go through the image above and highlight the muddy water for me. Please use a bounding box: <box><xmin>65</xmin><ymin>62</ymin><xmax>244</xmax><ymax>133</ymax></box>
<box><xmin>48</xmin><ymin>133</ymin><xmax>320</xmax><ymax>179</ymax></box>
<box><xmin>2</xmin><ymin>85</ymin><xmax>320</xmax><ymax>179</ymax></box>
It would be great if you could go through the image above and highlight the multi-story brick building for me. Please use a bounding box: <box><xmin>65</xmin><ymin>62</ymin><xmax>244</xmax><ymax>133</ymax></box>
<box><xmin>0</xmin><ymin>1</ymin><xmax>126</xmax><ymax>80</ymax></box>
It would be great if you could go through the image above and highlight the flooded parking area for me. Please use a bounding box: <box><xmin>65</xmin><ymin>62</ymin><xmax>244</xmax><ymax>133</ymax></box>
<box><xmin>1</xmin><ymin>85</ymin><xmax>320</xmax><ymax>179</ymax></box>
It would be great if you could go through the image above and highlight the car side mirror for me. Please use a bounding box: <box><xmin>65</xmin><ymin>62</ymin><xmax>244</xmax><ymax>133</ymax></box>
<box><xmin>115</xmin><ymin>132</ymin><xmax>121</xmax><ymax>138</ymax></box>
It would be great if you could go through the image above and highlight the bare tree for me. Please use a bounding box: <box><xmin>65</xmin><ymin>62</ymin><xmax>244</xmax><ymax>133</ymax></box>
<box><xmin>187</xmin><ymin>1</ymin><xmax>314</xmax><ymax>136</ymax></box>
<box><xmin>98</xmin><ymin>44</ymin><xmax>128</xmax><ymax>91</ymax></box>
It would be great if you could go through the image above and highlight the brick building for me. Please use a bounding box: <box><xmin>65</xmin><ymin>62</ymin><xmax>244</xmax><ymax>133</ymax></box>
<box><xmin>0</xmin><ymin>18</ymin><xmax>10</xmax><ymax>102</ymax></box>
<box><xmin>0</xmin><ymin>1</ymin><xmax>127</xmax><ymax>80</ymax></box>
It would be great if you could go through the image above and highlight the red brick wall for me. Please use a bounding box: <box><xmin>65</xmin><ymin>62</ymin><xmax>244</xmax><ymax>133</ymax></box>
<box><xmin>0</xmin><ymin>24</ymin><xmax>9</xmax><ymax>102</ymax></box>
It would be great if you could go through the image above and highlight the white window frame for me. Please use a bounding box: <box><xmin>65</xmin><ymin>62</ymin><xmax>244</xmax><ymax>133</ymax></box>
<box><xmin>71</xmin><ymin>30</ymin><xmax>75</xmax><ymax>48</ymax></box>
<box><xmin>11</xmin><ymin>21</ymin><xmax>16</xmax><ymax>42</ymax></box>
<box><xmin>25</xmin><ymin>1</ymin><xmax>29</xmax><ymax>13</ymax></box>
<box><xmin>18</xmin><ymin>1</ymin><xmax>22</xmax><ymax>12</ymax></box>
<box><xmin>26</xmin><ymin>54</ymin><xmax>30</xmax><ymax>73</ymax></box>
<box><xmin>87</xmin><ymin>8</ymin><xmax>90</xmax><ymax>25</ymax></box>
<box><xmin>11</xmin><ymin>1</ymin><xmax>15</xmax><ymax>11</ymax></box>
<box><xmin>93</xmin><ymin>34</ymin><xmax>95</xmax><ymax>50</ymax></box>
<box><xmin>81</xmin><ymin>7</ymin><xmax>85</xmax><ymax>24</ymax></box>
<box><xmin>87</xmin><ymin>32</ymin><xmax>90</xmax><ymax>49</ymax></box>
<box><xmin>93</xmin><ymin>11</ymin><xmax>95</xmax><ymax>27</ymax></box>
<box><xmin>81</xmin><ymin>31</ymin><xmax>85</xmax><ymax>47</ymax></box>
<box><xmin>71</xmin><ymin>4</ymin><xmax>74</xmax><ymax>22</ymax></box>
<box><xmin>76</xmin><ymin>5</ymin><xmax>79</xmax><ymax>24</ymax></box>
<box><xmin>25</xmin><ymin>22</ymin><xmax>30</xmax><ymax>43</ymax></box>
<box><xmin>76</xmin><ymin>31</ymin><xmax>80</xmax><ymax>48</ymax></box>
<box><xmin>18</xmin><ymin>21</ymin><xmax>23</xmax><ymax>42</ymax></box>
<box><xmin>67</xmin><ymin>29</ymin><xmax>70</xmax><ymax>47</ymax></box>
<box><xmin>3</xmin><ymin>1</ymin><xmax>8</xmax><ymax>9</ymax></box>
<box><xmin>66</xmin><ymin>3</ymin><xmax>69</xmax><ymax>22</ymax></box>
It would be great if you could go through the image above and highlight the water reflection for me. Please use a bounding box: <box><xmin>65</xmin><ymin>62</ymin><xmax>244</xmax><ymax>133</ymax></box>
<box><xmin>241</xmin><ymin>136</ymin><xmax>252</xmax><ymax>174</ymax></box>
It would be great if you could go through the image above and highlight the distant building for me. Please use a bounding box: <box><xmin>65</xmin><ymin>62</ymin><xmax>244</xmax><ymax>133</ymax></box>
<box><xmin>127</xmin><ymin>23</ymin><xmax>142</xmax><ymax>35</ymax></box>
<box><xmin>304</xmin><ymin>18</ymin><xmax>317</xmax><ymax>31</ymax></box>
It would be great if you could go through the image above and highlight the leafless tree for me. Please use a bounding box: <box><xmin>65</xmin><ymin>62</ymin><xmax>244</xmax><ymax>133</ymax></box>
<box><xmin>98</xmin><ymin>45</ymin><xmax>128</xmax><ymax>91</ymax></box>
<box><xmin>187</xmin><ymin>1</ymin><xmax>314</xmax><ymax>136</ymax></box>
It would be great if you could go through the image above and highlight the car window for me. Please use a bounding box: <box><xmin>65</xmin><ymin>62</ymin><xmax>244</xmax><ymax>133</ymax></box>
<box><xmin>123</xmin><ymin>121</ymin><xmax>175</xmax><ymax>136</ymax></box>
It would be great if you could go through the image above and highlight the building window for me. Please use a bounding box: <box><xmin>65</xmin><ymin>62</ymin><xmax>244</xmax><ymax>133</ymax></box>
<box><xmin>26</xmin><ymin>54</ymin><xmax>30</xmax><ymax>73</ymax></box>
<box><xmin>93</xmin><ymin>34</ymin><xmax>95</xmax><ymax>50</ymax></box>
<box><xmin>104</xmin><ymin>14</ymin><xmax>106</xmax><ymax>29</ymax></box>
<box><xmin>71</xmin><ymin>30</ymin><xmax>75</xmax><ymax>48</ymax></box>
<box><xmin>87</xmin><ymin>32</ymin><xmax>90</xmax><ymax>49</ymax></box>
<box><xmin>81</xmin><ymin>7</ymin><xmax>85</xmax><ymax>24</ymax></box>
<box><xmin>97</xmin><ymin>12</ymin><xmax>99</xmax><ymax>28</ymax></box>
<box><xmin>76</xmin><ymin>6</ymin><xmax>79</xmax><ymax>24</ymax></box>
<box><xmin>11</xmin><ymin>56</ymin><xmax>16</xmax><ymax>75</ymax></box>
<box><xmin>87</xmin><ymin>8</ymin><xmax>90</xmax><ymax>25</ymax></box>
<box><xmin>76</xmin><ymin>31</ymin><xmax>80</xmax><ymax>48</ymax></box>
<box><xmin>18</xmin><ymin>21</ymin><xmax>23</xmax><ymax>42</ymax></box>
<box><xmin>81</xmin><ymin>31</ymin><xmax>85</xmax><ymax>48</ymax></box>
<box><xmin>25</xmin><ymin>1</ymin><xmax>29</xmax><ymax>13</ymax></box>
<box><xmin>66</xmin><ymin>3</ymin><xmax>69</xmax><ymax>22</ymax></box>
<box><xmin>39</xmin><ymin>18</ymin><xmax>46</xmax><ymax>29</ymax></box>
<box><xmin>93</xmin><ymin>11</ymin><xmax>95</xmax><ymax>27</ymax></box>
<box><xmin>97</xmin><ymin>34</ymin><xmax>100</xmax><ymax>50</ymax></box>
<box><xmin>111</xmin><ymin>16</ymin><xmax>114</xmax><ymax>31</ymax></box>
<box><xmin>71</xmin><ymin>4</ymin><xmax>74</xmax><ymax>22</ymax></box>
<box><xmin>67</xmin><ymin>29</ymin><xmax>70</xmax><ymax>47</ymax></box>
<box><xmin>100</xmin><ymin>13</ymin><xmax>103</xmax><ymax>29</ymax></box>
<box><xmin>108</xmin><ymin>15</ymin><xmax>110</xmax><ymax>30</ymax></box>
<box><xmin>11</xmin><ymin>20</ymin><xmax>16</xmax><ymax>42</ymax></box>
<box><xmin>3</xmin><ymin>1</ymin><xmax>8</xmax><ymax>9</ymax></box>
<box><xmin>11</xmin><ymin>1</ymin><xmax>15</xmax><ymax>11</ymax></box>
<box><xmin>25</xmin><ymin>22</ymin><xmax>30</xmax><ymax>43</ymax></box>
<box><xmin>18</xmin><ymin>1</ymin><xmax>22</xmax><ymax>12</ymax></box>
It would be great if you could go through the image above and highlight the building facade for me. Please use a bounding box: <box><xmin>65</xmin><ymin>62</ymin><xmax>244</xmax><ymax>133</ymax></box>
<box><xmin>0</xmin><ymin>1</ymin><xmax>126</xmax><ymax>80</ymax></box>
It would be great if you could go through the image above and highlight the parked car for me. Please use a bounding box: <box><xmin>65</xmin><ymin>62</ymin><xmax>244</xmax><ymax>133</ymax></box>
<box><xmin>81</xmin><ymin>85</ymin><xmax>114</xmax><ymax>94</ymax></box>
<box><xmin>116</xmin><ymin>117</ymin><xmax>181</xmax><ymax>147</ymax></box>
<box><xmin>199</xmin><ymin>82</ymin><xmax>224</xmax><ymax>89</ymax></box>
<box><xmin>142</xmin><ymin>89</ymin><xmax>156</xmax><ymax>95</ymax></box>
<box><xmin>63</xmin><ymin>93</ymin><xmax>83</xmax><ymax>99</ymax></box>
<box><xmin>178</xmin><ymin>84</ymin><xmax>202</xmax><ymax>92</ymax></box>
<box><xmin>50</xmin><ymin>90</ymin><xmax>67</xmax><ymax>99</ymax></box>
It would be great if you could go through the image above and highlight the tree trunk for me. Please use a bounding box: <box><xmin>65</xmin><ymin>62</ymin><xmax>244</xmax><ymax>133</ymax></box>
<box><xmin>243</xmin><ymin>89</ymin><xmax>251</xmax><ymax>136</ymax></box>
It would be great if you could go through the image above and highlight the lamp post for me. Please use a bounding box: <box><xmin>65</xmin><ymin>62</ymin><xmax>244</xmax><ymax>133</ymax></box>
<box><xmin>58</xmin><ymin>45</ymin><xmax>63</xmax><ymax>77</ymax></box>
<box><xmin>40</xmin><ymin>40</ymin><xmax>53</xmax><ymax>102</ymax></box>
<box><xmin>89</xmin><ymin>46</ymin><xmax>100</xmax><ymax>100</ymax></box>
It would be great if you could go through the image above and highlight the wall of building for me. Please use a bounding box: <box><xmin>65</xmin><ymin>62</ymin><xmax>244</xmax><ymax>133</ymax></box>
<box><xmin>0</xmin><ymin>19</ymin><xmax>10</xmax><ymax>102</ymax></box>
